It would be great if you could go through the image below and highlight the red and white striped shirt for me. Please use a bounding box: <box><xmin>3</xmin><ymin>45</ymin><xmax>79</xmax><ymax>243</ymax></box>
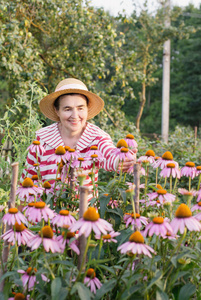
<box><xmin>22</xmin><ymin>122</ymin><xmax>119</xmax><ymax>198</ymax></box>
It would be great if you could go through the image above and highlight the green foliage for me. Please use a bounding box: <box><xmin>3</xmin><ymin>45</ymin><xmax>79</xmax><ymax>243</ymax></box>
<box><xmin>0</xmin><ymin>83</ymin><xmax>43</xmax><ymax>191</ymax></box>
<box><xmin>137</xmin><ymin>4</ymin><xmax>201</xmax><ymax>134</ymax></box>
<box><xmin>1</xmin><ymin>1</ymin><xmax>197</xmax><ymax>133</ymax></box>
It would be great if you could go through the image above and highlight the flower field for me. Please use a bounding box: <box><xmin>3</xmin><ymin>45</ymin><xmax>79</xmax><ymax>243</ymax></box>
<box><xmin>1</xmin><ymin>134</ymin><xmax>201</xmax><ymax>300</ymax></box>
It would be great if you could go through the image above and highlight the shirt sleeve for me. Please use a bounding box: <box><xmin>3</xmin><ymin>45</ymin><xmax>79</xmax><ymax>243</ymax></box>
<box><xmin>98</xmin><ymin>135</ymin><xmax>119</xmax><ymax>172</ymax></box>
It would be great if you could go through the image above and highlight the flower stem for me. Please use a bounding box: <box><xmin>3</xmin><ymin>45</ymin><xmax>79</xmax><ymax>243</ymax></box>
<box><xmin>76</xmin><ymin>234</ymin><xmax>91</xmax><ymax>281</ymax></box>
<box><xmin>163</xmin><ymin>176</ymin><xmax>167</xmax><ymax>189</ymax></box>
<box><xmin>189</xmin><ymin>176</ymin><xmax>191</xmax><ymax>191</ymax></box>
<box><xmin>155</xmin><ymin>167</ymin><xmax>158</xmax><ymax>185</ymax></box>
<box><xmin>173</xmin><ymin>177</ymin><xmax>178</xmax><ymax>193</ymax></box>
<box><xmin>169</xmin><ymin>174</ymin><xmax>172</xmax><ymax>193</ymax></box>
<box><xmin>118</xmin><ymin>160</ymin><xmax>124</xmax><ymax>184</ymax></box>
<box><xmin>197</xmin><ymin>174</ymin><xmax>201</xmax><ymax>191</ymax></box>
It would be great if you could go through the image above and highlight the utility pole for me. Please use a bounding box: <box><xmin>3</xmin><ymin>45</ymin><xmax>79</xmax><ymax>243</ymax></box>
<box><xmin>161</xmin><ymin>0</ymin><xmax>171</xmax><ymax>143</ymax></box>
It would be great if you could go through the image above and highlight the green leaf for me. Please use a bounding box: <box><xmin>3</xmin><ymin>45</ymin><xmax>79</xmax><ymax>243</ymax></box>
<box><xmin>96</xmin><ymin>264</ymin><xmax>116</xmax><ymax>275</ymax></box>
<box><xmin>0</xmin><ymin>271</ymin><xmax>16</xmax><ymax>283</ymax></box>
<box><xmin>174</xmin><ymin>271</ymin><xmax>189</xmax><ymax>282</ymax></box>
<box><xmin>0</xmin><ymin>292</ymin><xmax>5</xmax><ymax>300</ymax></box>
<box><xmin>51</xmin><ymin>277</ymin><xmax>62</xmax><ymax>300</ymax></box>
<box><xmin>120</xmin><ymin>285</ymin><xmax>141</xmax><ymax>300</ymax></box>
<box><xmin>118</xmin><ymin>188</ymin><xmax>127</xmax><ymax>203</ymax></box>
<box><xmin>94</xmin><ymin>279</ymin><xmax>116</xmax><ymax>300</ymax></box>
<box><xmin>99</xmin><ymin>195</ymin><xmax>110</xmax><ymax>218</ymax></box>
<box><xmin>72</xmin><ymin>282</ymin><xmax>93</xmax><ymax>300</ymax></box>
<box><xmin>178</xmin><ymin>283</ymin><xmax>196</xmax><ymax>300</ymax></box>
<box><xmin>146</xmin><ymin>271</ymin><xmax>163</xmax><ymax>291</ymax></box>
<box><xmin>106</xmin><ymin>208</ymin><xmax>123</xmax><ymax>217</ymax></box>
<box><xmin>50</xmin><ymin>260</ymin><xmax>73</xmax><ymax>267</ymax></box>
<box><xmin>170</xmin><ymin>256</ymin><xmax>177</xmax><ymax>268</ymax></box>
<box><xmin>156</xmin><ymin>290</ymin><xmax>169</xmax><ymax>300</ymax></box>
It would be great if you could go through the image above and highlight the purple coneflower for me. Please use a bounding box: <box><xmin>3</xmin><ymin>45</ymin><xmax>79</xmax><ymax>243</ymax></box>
<box><xmin>124</xmin><ymin>213</ymin><xmax>148</xmax><ymax>230</ymax></box>
<box><xmin>139</xmin><ymin>199</ymin><xmax>163</xmax><ymax>208</ymax></box>
<box><xmin>180</xmin><ymin>162</ymin><xmax>197</xmax><ymax>179</ymax></box>
<box><xmin>196</xmin><ymin>166</ymin><xmax>201</xmax><ymax>176</ymax></box>
<box><xmin>84</xmin><ymin>146</ymin><xmax>104</xmax><ymax>160</ymax></box>
<box><xmin>89</xmin><ymin>154</ymin><xmax>105</xmax><ymax>165</ymax></box>
<box><xmin>191</xmin><ymin>202</ymin><xmax>201</xmax><ymax>212</ymax></box>
<box><xmin>26</xmin><ymin>202</ymin><xmax>54</xmax><ymax>223</ymax></box>
<box><xmin>42</xmin><ymin>181</ymin><xmax>54</xmax><ymax>195</ymax></box>
<box><xmin>160</xmin><ymin>162</ymin><xmax>181</xmax><ymax>179</ymax></box>
<box><xmin>147</xmin><ymin>188</ymin><xmax>176</xmax><ymax>204</ymax></box>
<box><xmin>57</xmin><ymin>229</ymin><xmax>80</xmax><ymax>254</ymax></box>
<box><xmin>31</xmin><ymin>174</ymin><xmax>39</xmax><ymax>183</ymax></box>
<box><xmin>51</xmin><ymin>209</ymin><xmax>76</xmax><ymax>227</ymax></box>
<box><xmin>63</xmin><ymin>148</ymin><xmax>80</xmax><ymax>162</ymax></box>
<box><xmin>27</xmin><ymin>140</ymin><xmax>45</xmax><ymax>155</ymax></box>
<box><xmin>84</xmin><ymin>268</ymin><xmax>102</xmax><ymax>294</ymax></box>
<box><xmin>18</xmin><ymin>267</ymin><xmax>48</xmax><ymax>291</ymax></box>
<box><xmin>117</xmin><ymin>147</ymin><xmax>134</xmax><ymax>161</ymax></box>
<box><xmin>116</xmin><ymin>139</ymin><xmax>128</xmax><ymax>148</ymax></box>
<box><xmin>138</xmin><ymin>150</ymin><xmax>155</xmax><ymax>164</ymax></box>
<box><xmin>108</xmin><ymin>198</ymin><xmax>118</xmax><ymax>209</ymax></box>
<box><xmin>8</xmin><ymin>292</ymin><xmax>29</xmax><ymax>300</ymax></box>
<box><xmin>112</xmin><ymin>139</ymin><xmax>129</xmax><ymax>159</ymax></box>
<box><xmin>1</xmin><ymin>222</ymin><xmax>35</xmax><ymax>246</ymax></box>
<box><xmin>124</xmin><ymin>134</ymin><xmax>138</xmax><ymax>149</ymax></box>
<box><xmin>117</xmin><ymin>231</ymin><xmax>155</xmax><ymax>258</ymax></box>
<box><xmin>178</xmin><ymin>188</ymin><xmax>196</xmax><ymax>204</ymax></box>
<box><xmin>27</xmin><ymin>225</ymin><xmax>61</xmax><ymax>253</ymax></box>
<box><xmin>71</xmin><ymin>157</ymin><xmax>89</xmax><ymax>169</ymax></box>
<box><xmin>47</xmin><ymin>146</ymin><xmax>66</xmax><ymax>163</ymax></box>
<box><xmin>178</xmin><ymin>188</ymin><xmax>197</xmax><ymax>197</ymax></box>
<box><xmin>70</xmin><ymin>207</ymin><xmax>113</xmax><ymax>237</ymax></box>
<box><xmin>170</xmin><ymin>203</ymin><xmax>201</xmax><ymax>234</ymax></box>
<box><xmin>95</xmin><ymin>231</ymin><xmax>120</xmax><ymax>243</ymax></box>
<box><xmin>163</xmin><ymin>231</ymin><xmax>179</xmax><ymax>240</ymax></box>
<box><xmin>2</xmin><ymin>208</ymin><xmax>27</xmax><ymax>226</ymax></box>
<box><xmin>16</xmin><ymin>178</ymin><xmax>38</xmax><ymax>200</ymax></box>
<box><xmin>143</xmin><ymin>217</ymin><xmax>173</xmax><ymax>237</ymax></box>
<box><xmin>27</xmin><ymin>162</ymin><xmax>47</xmax><ymax>173</ymax></box>
<box><xmin>152</xmin><ymin>151</ymin><xmax>179</xmax><ymax>169</ymax></box>
<box><xmin>23</xmin><ymin>202</ymin><xmax>36</xmax><ymax>216</ymax></box>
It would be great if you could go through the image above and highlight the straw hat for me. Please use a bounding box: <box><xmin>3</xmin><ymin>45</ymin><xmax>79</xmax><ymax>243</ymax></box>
<box><xmin>39</xmin><ymin>78</ymin><xmax>104</xmax><ymax>121</ymax></box>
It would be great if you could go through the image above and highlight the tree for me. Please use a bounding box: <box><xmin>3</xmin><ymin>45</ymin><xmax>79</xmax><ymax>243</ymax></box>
<box><xmin>0</xmin><ymin>0</ymin><xmax>127</xmax><ymax>127</ymax></box>
<box><xmin>120</xmin><ymin>3</ymin><xmax>195</xmax><ymax>131</ymax></box>
<box><xmin>170</xmin><ymin>4</ymin><xmax>201</xmax><ymax>129</ymax></box>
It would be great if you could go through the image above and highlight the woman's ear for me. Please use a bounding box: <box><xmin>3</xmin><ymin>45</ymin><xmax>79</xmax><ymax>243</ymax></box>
<box><xmin>54</xmin><ymin>107</ymin><xmax>60</xmax><ymax>118</ymax></box>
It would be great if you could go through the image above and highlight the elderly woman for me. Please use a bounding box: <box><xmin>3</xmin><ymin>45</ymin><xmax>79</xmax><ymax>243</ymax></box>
<box><xmin>21</xmin><ymin>78</ymin><xmax>136</xmax><ymax>198</ymax></box>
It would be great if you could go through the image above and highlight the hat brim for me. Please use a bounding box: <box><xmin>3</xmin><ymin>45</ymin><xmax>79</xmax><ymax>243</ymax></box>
<box><xmin>39</xmin><ymin>88</ymin><xmax>104</xmax><ymax>121</ymax></box>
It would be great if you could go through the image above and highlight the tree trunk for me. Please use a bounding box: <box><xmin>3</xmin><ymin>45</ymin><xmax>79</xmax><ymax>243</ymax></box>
<box><xmin>136</xmin><ymin>66</ymin><xmax>146</xmax><ymax>130</ymax></box>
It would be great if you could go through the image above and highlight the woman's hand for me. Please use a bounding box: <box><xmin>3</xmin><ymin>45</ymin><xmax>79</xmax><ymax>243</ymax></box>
<box><xmin>118</xmin><ymin>150</ymin><xmax>137</xmax><ymax>173</ymax></box>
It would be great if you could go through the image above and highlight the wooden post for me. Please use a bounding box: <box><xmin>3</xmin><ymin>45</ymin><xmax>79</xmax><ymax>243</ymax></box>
<box><xmin>70</xmin><ymin>168</ymin><xmax>75</xmax><ymax>190</ymax></box>
<box><xmin>77</xmin><ymin>186</ymin><xmax>89</xmax><ymax>270</ymax></box>
<box><xmin>133</xmin><ymin>163</ymin><xmax>140</xmax><ymax>214</ymax></box>
<box><xmin>0</xmin><ymin>162</ymin><xmax>19</xmax><ymax>292</ymax></box>
<box><xmin>161</xmin><ymin>0</ymin><xmax>171</xmax><ymax>143</ymax></box>
<box><xmin>194</xmin><ymin>126</ymin><xmax>197</xmax><ymax>153</ymax></box>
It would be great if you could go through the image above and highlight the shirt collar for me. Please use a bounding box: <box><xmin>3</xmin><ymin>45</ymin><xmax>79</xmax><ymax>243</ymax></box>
<box><xmin>36</xmin><ymin>122</ymin><xmax>98</xmax><ymax>150</ymax></box>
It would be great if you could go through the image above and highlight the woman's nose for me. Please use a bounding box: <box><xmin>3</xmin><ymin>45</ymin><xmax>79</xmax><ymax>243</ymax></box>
<box><xmin>71</xmin><ymin>108</ymin><xmax>78</xmax><ymax>118</ymax></box>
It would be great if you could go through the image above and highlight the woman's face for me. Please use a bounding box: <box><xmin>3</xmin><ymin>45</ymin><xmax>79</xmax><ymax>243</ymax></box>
<box><xmin>55</xmin><ymin>94</ymin><xmax>88</xmax><ymax>135</ymax></box>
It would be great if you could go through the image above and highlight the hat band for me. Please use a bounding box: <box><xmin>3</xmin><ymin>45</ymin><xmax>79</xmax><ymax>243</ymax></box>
<box><xmin>55</xmin><ymin>84</ymin><xmax>88</xmax><ymax>92</ymax></box>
